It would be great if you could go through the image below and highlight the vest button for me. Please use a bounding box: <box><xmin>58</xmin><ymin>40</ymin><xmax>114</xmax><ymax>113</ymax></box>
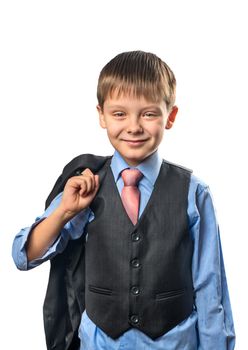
<box><xmin>132</xmin><ymin>232</ymin><xmax>141</xmax><ymax>242</ymax></box>
<box><xmin>131</xmin><ymin>286</ymin><xmax>140</xmax><ymax>295</ymax></box>
<box><xmin>131</xmin><ymin>258</ymin><xmax>140</xmax><ymax>268</ymax></box>
<box><xmin>130</xmin><ymin>315</ymin><xmax>139</xmax><ymax>325</ymax></box>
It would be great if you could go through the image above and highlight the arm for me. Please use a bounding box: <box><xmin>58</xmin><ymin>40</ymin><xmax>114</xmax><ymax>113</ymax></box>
<box><xmin>26</xmin><ymin>168</ymin><xmax>99</xmax><ymax>261</ymax></box>
<box><xmin>189</xmin><ymin>179</ymin><xmax>235</xmax><ymax>349</ymax></box>
<box><xmin>12</xmin><ymin>169</ymin><xmax>99</xmax><ymax>269</ymax></box>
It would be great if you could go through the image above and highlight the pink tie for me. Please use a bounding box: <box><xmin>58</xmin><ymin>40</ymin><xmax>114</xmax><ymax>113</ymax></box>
<box><xmin>121</xmin><ymin>169</ymin><xmax>143</xmax><ymax>225</ymax></box>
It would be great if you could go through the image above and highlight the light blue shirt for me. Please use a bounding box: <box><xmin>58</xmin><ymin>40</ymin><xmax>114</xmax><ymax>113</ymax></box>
<box><xmin>12</xmin><ymin>151</ymin><xmax>235</xmax><ymax>350</ymax></box>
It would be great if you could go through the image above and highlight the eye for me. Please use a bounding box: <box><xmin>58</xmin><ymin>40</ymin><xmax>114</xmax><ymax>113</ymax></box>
<box><xmin>113</xmin><ymin>112</ymin><xmax>125</xmax><ymax>118</ymax></box>
<box><xmin>143</xmin><ymin>112</ymin><xmax>158</xmax><ymax>118</ymax></box>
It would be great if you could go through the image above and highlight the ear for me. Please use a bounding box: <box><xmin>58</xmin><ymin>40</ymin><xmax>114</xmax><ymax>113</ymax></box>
<box><xmin>165</xmin><ymin>106</ymin><xmax>178</xmax><ymax>130</ymax></box>
<box><xmin>97</xmin><ymin>105</ymin><xmax>107</xmax><ymax>129</ymax></box>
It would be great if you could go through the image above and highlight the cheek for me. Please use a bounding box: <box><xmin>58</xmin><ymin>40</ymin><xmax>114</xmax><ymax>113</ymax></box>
<box><xmin>148</xmin><ymin>122</ymin><xmax>165</xmax><ymax>138</ymax></box>
<box><xmin>106</xmin><ymin>124</ymin><xmax>122</xmax><ymax>139</ymax></box>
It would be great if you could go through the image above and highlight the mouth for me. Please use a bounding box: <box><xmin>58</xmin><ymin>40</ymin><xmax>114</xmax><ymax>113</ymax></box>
<box><xmin>122</xmin><ymin>139</ymin><xmax>148</xmax><ymax>146</ymax></box>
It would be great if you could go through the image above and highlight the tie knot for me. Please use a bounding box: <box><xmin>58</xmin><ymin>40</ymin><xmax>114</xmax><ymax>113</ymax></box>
<box><xmin>121</xmin><ymin>168</ymin><xmax>143</xmax><ymax>187</ymax></box>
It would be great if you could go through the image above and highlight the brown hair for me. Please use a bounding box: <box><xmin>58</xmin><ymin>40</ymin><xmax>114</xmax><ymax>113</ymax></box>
<box><xmin>97</xmin><ymin>50</ymin><xmax>176</xmax><ymax>111</ymax></box>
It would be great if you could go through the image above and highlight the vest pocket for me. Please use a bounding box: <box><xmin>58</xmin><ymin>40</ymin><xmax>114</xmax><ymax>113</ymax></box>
<box><xmin>89</xmin><ymin>285</ymin><xmax>113</xmax><ymax>296</ymax></box>
<box><xmin>155</xmin><ymin>288</ymin><xmax>185</xmax><ymax>301</ymax></box>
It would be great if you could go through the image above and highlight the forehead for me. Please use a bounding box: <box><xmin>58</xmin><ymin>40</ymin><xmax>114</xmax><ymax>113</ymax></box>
<box><xmin>104</xmin><ymin>90</ymin><xmax>166</xmax><ymax>109</ymax></box>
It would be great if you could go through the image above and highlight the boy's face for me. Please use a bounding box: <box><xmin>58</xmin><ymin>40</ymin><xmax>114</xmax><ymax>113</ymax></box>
<box><xmin>97</xmin><ymin>93</ymin><xmax>177</xmax><ymax>166</ymax></box>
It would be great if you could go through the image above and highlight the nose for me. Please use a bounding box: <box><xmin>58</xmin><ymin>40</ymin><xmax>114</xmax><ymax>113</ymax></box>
<box><xmin>126</xmin><ymin>116</ymin><xmax>143</xmax><ymax>134</ymax></box>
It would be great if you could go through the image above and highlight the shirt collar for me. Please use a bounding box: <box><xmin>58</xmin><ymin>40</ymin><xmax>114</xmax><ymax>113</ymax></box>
<box><xmin>110</xmin><ymin>150</ymin><xmax>162</xmax><ymax>186</ymax></box>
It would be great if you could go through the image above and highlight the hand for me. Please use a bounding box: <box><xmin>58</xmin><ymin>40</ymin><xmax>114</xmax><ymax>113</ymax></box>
<box><xmin>59</xmin><ymin>168</ymin><xmax>99</xmax><ymax>220</ymax></box>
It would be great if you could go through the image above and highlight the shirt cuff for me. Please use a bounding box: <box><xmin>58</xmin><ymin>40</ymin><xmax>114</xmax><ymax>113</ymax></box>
<box><xmin>27</xmin><ymin>208</ymin><xmax>92</xmax><ymax>269</ymax></box>
<box><xmin>12</xmin><ymin>217</ymin><xmax>46</xmax><ymax>270</ymax></box>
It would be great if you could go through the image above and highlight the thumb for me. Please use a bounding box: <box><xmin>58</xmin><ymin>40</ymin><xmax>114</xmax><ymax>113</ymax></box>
<box><xmin>94</xmin><ymin>174</ymin><xmax>100</xmax><ymax>192</ymax></box>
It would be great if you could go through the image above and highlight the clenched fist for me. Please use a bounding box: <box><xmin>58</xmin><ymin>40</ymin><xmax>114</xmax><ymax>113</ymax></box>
<box><xmin>59</xmin><ymin>168</ymin><xmax>99</xmax><ymax>220</ymax></box>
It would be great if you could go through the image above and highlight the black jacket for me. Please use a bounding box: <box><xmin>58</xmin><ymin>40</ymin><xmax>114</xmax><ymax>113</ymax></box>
<box><xmin>43</xmin><ymin>154</ymin><xmax>111</xmax><ymax>350</ymax></box>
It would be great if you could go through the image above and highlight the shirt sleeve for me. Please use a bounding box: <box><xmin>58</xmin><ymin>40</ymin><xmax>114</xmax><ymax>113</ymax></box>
<box><xmin>12</xmin><ymin>192</ymin><xmax>93</xmax><ymax>271</ymax></box>
<box><xmin>188</xmin><ymin>175</ymin><xmax>235</xmax><ymax>350</ymax></box>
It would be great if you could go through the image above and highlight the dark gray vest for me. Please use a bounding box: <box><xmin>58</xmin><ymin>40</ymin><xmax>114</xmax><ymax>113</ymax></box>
<box><xmin>43</xmin><ymin>154</ymin><xmax>194</xmax><ymax>349</ymax></box>
<box><xmin>86</xmin><ymin>160</ymin><xmax>194</xmax><ymax>339</ymax></box>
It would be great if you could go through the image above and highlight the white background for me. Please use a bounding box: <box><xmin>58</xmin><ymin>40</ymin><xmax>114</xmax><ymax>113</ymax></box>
<box><xmin>0</xmin><ymin>1</ymin><xmax>247</xmax><ymax>349</ymax></box>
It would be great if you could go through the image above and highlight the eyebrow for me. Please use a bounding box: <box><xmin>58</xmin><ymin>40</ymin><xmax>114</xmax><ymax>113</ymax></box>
<box><xmin>105</xmin><ymin>105</ymin><xmax>126</xmax><ymax>109</ymax></box>
<box><xmin>105</xmin><ymin>104</ymin><xmax>162</xmax><ymax>110</ymax></box>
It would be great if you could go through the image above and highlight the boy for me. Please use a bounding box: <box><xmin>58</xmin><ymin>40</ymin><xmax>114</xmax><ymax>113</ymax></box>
<box><xmin>12</xmin><ymin>51</ymin><xmax>235</xmax><ymax>350</ymax></box>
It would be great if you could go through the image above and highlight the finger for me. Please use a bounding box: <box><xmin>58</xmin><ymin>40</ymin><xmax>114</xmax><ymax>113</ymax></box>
<box><xmin>79</xmin><ymin>174</ymin><xmax>98</xmax><ymax>196</ymax></box>
<box><xmin>94</xmin><ymin>175</ymin><xmax>100</xmax><ymax>189</ymax></box>
<box><xmin>81</xmin><ymin>168</ymin><xmax>94</xmax><ymax>177</ymax></box>
<box><xmin>81</xmin><ymin>168</ymin><xmax>96</xmax><ymax>188</ymax></box>
<box><xmin>68</xmin><ymin>176</ymin><xmax>92</xmax><ymax>192</ymax></box>
<box><xmin>88</xmin><ymin>175</ymin><xmax>100</xmax><ymax>197</ymax></box>
<box><xmin>80</xmin><ymin>177</ymin><xmax>93</xmax><ymax>195</ymax></box>
<box><xmin>81</xmin><ymin>175</ymin><xmax>100</xmax><ymax>199</ymax></box>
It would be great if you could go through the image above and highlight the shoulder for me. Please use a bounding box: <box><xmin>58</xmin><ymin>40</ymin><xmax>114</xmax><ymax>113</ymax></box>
<box><xmin>162</xmin><ymin>159</ymin><xmax>212</xmax><ymax>206</ymax></box>
<box><xmin>45</xmin><ymin>153</ymin><xmax>112</xmax><ymax>209</ymax></box>
<box><xmin>187</xmin><ymin>174</ymin><xmax>216</xmax><ymax>226</ymax></box>
<box><xmin>162</xmin><ymin>159</ymin><xmax>192</xmax><ymax>173</ymax></box>
<box><xmin>189</xmin><ymin>173</ymin><xmax>210</xmax><ymax>198</ymax></box>
<box><xmin>62</xmin><ymin>153</ymin><xmax>112</xmax><ymax>177</ymax></box>
<box><xmin>162</xmin><ymin>159</ymin><xmax>192</xmax><ymax>177</ymax></box>
<box><xmin>161</xmin><ymin>159</ymin><xmax>193</xmax><ymax>187</ymax></box>
<box><xmin>162</xmin><ymin>159</ymin><xmax>209</xmax><ymax>194</ymax></box>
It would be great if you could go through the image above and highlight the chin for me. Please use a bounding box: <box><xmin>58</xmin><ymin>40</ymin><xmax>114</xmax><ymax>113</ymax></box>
<box><xmin>125</xmin><ymin>154</ymin><xmax>149</xmax><ymax>166</ymax></box>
